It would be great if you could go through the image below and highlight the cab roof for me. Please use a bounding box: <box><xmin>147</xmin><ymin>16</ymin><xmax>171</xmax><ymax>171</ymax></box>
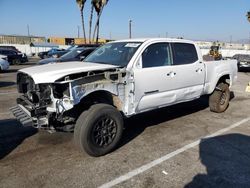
<box><xmin>111</xmin><ymin>38</ymin><xmax>194</xmax><ymax>44</ymax></box>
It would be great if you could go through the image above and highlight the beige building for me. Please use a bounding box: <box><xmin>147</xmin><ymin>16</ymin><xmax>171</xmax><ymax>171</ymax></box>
<box><xmin>49</xmin><ymin>37</ymin><xmax>66</xmax><ymax>45</ymax></box>
<box><xmin>49</xmin><ymin>37</ymin><xmax>113</xmax><ymax>45</ymax></box>
<box><xmin>0</xmin><ymin>35</ymin><xmax>46</xmax><ymax>44</ymax></box>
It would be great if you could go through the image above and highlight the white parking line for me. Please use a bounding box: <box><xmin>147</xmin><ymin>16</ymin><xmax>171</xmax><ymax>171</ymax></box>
<box><xmin>0</xmin><ymin>92</ymin><xmax>18</xmax><ymax>95</ymax></box>
<box><xmin>0</xmin><ymin>112</ymin><xmax>11</xmax><ymax>115</ymax></box>
<box><xmin>99</xmin><ymin>117</ymin><xmax>250</xmax><ymax>188</ymax></box>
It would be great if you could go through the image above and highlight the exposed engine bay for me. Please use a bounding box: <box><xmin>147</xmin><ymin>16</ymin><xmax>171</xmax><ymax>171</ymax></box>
<box><xmin>14</xmin><ymin>68</ymin><xmax>128</xmax><ymax>131</ymax></box>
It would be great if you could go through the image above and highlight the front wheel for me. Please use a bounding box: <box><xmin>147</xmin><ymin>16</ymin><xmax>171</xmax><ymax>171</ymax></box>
<box><xmin>209</xmin><ymin>83</ymin><xmax>230</xmax><ymax>113</ymax></box>
<box><xmin>74</xmin><ymin>104</ymin><xmax>124</xmax><ymax>157</ymax></box>
<box><xmin>12</xmin><ymin>59</ymin><xmax>21</xmax><ymax>65</ymax></box>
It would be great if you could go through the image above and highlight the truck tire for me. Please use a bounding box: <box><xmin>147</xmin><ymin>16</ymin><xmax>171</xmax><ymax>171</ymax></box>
<box><xmin>209</xmin><ymin>83</ymin><xmax>230</xmax><ymax>113</ymax></box>
<box><xmin>74</xmin><ymin>104</ymin><xmax>123</xmax><ymax>157</ymax></box>
<box><xmin>12</xmin><ymin>59</ymin><xmax>21</xmax><ymax>65</ymax></box>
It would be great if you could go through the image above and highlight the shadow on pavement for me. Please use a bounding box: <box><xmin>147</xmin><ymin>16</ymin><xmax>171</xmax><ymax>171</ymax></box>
<box><xmin>0</xmin><ymin>119</ymin><xmax>37</xmax><ymax>159</ymax></box>
<box><xmin>185</xmin><ymin>134</ymin><xmax>250</xmax><ymax>188</ymax></box>
<box><xmin>0</xmin><ymin>81</ymin><xmax>16</xmax><ymax>88</ymax></box>
<box><xmin>1</xmin><ymin>69</ymin><xmax>19</xmax><ymax>73</ymax></box>
<box><xmin>120</xmin><ymin>96</ymin><xmax>209</xmax><ymax>148</ymax></box>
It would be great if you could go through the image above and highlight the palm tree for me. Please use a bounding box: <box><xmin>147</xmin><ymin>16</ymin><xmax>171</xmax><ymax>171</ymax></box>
<box><xmin>89</xmin><ymin>0</ymin><xmax>96</xmax><ymax>44</ymax></box>
<box><xmin>92</xmin><ymin>0</ymin><xmax>109</xmax><ymax>43</ymax></box>
<box><xmin>76</xmin><ymin>0</ymin><xmax>87</xmax><ymax>44</ymax></box>
<box><xmin>247</xmin><ymin>11</ymin><xmax>250</xmax><ymax>23</ymax></box>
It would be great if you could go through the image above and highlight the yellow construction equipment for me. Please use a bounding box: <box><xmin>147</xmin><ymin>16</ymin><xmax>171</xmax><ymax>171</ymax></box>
<box><xmin>208</xmin><ymin>44</ymin><xmax>222</xmax><ymax>60</ymax></box>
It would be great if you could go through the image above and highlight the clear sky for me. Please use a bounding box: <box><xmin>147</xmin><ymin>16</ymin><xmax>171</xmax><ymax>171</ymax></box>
<box><xmin>0</xmin><ymin>0</ymin><xmax>250</xmax><ymax>42</ymax></box>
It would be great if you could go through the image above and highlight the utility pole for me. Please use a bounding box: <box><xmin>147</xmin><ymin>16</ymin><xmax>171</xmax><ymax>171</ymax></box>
<box><xmin>247</xmin><ymin>12</ymin><xmax>250</xmax><ymax>49</ymax></box>
<box><xmin>129</xmin><ymin>20</ymin><xmax>132</xmax><ymax>39</ymax></box>
<box><xmin>249</xmin><ymin>32</ymin><xmax>250</xmax><ymax>50</ymax></box>
<box><xmin>77</xmin><ymin>25</ymin><xmax>80</xmax><ymax>38</ymax></box>
<box><xmin>109</xmin><ymin>32</ymin><xmax>112</xmax><ymax>40</ymax></box>
<box><xmin>27</xmin><ymin>24</ymin><xmax>30</xmax><ymax>36</ymax></box>
<box><xmin>166</xmin><ymin>32</ymin><xmax>168</xmax><ymax>38</ymax></box>
<box><xmin>27</xmin><ymin>24</ymin><xmax>31</xmax><ymax>44</ymax></box>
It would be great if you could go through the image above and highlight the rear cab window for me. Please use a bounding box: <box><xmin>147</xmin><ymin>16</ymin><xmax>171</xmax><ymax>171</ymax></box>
<box><xmin>171</xmin><ymin>43</ymin><xmax>198</xmax><ymax>65</ymax></box>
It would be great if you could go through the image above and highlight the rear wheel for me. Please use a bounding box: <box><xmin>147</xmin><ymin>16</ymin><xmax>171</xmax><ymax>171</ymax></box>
<box><xmin>209</xmin><ymin>83</ymin><xmax>230</xmax><ymax>113</ymax></box>
<box><xmin>74</xmin><ymin>104</ymin><xmax>124</xmax><ymax>157</ymax></box>
<box><xmin>12</xmin><ymin>59</ymin><xmax>21</xmax><ymax>65</ymax></box>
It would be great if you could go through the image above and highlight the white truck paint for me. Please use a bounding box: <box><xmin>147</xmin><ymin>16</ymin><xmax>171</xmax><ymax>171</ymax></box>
<box><xmin>11</xmin><ymin>38</ymin><xmax>237</xmax><ymax>156</ymax></box>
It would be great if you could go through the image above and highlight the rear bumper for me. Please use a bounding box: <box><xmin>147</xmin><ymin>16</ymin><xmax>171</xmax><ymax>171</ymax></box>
<box><xmin>0</xmin><ymin>62</ymin><xmax>9</xmax><ymax>70</ymax></box>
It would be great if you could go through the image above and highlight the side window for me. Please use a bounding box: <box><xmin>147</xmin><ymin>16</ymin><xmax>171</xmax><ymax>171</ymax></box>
<box><xmin>1</xmin><ymin>50</ymin><xmax>7</xmax><ymax>55</ymax></box>
<box><xmin>9</xmin><ymin>51</ymin><xmax>16</xmax><ymax>55</ymax></box>
<box><xmin>172</xmin><ymin>43</ymin><xmax>198</xmax><ymax>65</ymax></box>
<box><xmin>80</xmin><ymin>49</ymin><xmax>93</xmax><ymax>57</ymax></box>
<box><xmin>142</xmin><ymin>43</ymin><xmax>172</xmax><ymax>68</ymax></box>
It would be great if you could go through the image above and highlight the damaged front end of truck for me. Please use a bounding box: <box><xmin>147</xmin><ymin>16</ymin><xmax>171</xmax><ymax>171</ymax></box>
<box><xmin>11</xmin><ymin>67</ymin><xmax>127</xmax><ymax>132</ymax></box>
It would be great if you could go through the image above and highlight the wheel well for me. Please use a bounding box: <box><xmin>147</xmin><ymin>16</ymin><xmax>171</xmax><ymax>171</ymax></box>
<box><xmin>64</xmin><ymin>90</ymin><xmax>123</xmax><ymax>123</ymax></box>
<box><xmin>78</xmin><ymin>90</ymin><xmax>123</xmax><ymax>111</ymax></box>
<box><xmin>217</xmin><ymin>75</ymin><xmax>230</xmax><ymax>86</ymax></box>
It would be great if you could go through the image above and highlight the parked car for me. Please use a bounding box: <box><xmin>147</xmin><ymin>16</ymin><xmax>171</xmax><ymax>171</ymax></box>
<box><xmin>47</xmin><ymin>48</ymin><xmax>68</xmax><ymax>58</ymax></box>
<box><xmin>75</xmin><ymin>44</ymin><xmax>100</xmax><ymax>48</ymax></box>
<box><xmin>0</xmin><ymin>49</ymin><xmax>23</xmax><ymax>65</ymax></box>
<box><xmin>0</xmin><ymin>45</ymin><xmax>21</xmax><ymax>53</ymax></box>
<box><xmin>0</xmin><ymin>46</ymin><xmax>28</xmax><ymax>63</ymax></box>
<box><xmin>232</xmin><ymin>54</ymin><xmax>250</xmax><ymax>71</ymax></box>
<box><xmin>38</xmin><ymin>47</ymin><xmax>97</xmax><ymax>65</ymax></box>
<box><xmin>0</xmin><ymin>55</ymin><xmax>9</xmax><ymax>71</ymax></box>
<box><xmin>38</xmin><ymin>48</ymin><xmax>66</xmax><ymax>59</ymax></box>
<box><xmin>11</xmin><ymin>38</ymin><xmax>237</xmax><ymax>157</ymax></box>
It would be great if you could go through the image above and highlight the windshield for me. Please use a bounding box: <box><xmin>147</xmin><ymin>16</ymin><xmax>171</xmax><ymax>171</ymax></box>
<box><xmin>60</xmin><ymin>48</ymin><xmax>84</xmax><ymax>59</ymax></box>
<box><xmin>84</xmin><ymin>42</ymin><xmax>142</xmax><ymax>67</ymax></box>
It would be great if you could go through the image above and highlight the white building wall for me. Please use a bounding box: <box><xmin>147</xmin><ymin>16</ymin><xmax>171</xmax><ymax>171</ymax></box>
<box><xmin>0</xmin><ymin>44</ymin><xmax>70</xmax><ymax>56</ymax></box>
<box><xmin>200</xmin><ymin>49</ymin><xmax>250</xmax><ymax>57</ymax></box>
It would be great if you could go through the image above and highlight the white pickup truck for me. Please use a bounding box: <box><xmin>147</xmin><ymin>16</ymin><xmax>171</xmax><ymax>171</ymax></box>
<box><xmin>11</xmin><ymin>38</ymin><xmax>237</xmax><ymax>156</ymax></box>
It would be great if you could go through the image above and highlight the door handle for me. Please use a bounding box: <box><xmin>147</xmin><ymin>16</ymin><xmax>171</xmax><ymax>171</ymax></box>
<box><xmin>167</xmin><ymin>71</ymin><xmax>176</xmax><ymax>77</ymax></box>
<box><xmin>196</xmin><ymin>68</ymin><xmax>203</xmax><ymax>73</ymax></box>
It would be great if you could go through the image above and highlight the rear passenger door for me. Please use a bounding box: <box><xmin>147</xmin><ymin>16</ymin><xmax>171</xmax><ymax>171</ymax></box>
<box><xmin>170</xmin><ymin>43</ymin><xmax>205</xmax><ymax>101</ymax></box>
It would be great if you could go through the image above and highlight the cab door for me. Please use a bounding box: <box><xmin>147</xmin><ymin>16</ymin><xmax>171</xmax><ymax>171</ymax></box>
<box><xmin>169</xmin><ymin>43</ymin><xmax>205</xmax><ymax>101</ymax></box>
<box><xmin>133</xmin><ymin>42</ymin><xmax>205</xmax><ymax>113</ymax></box>
<box><xmin>133</xmin><ymin>42</ymin><xmax>178</xmax><ymax>112</ymax></box>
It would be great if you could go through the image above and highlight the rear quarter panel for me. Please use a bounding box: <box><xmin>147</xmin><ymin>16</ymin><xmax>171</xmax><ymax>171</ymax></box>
<box><xmin>204</xmin><ymin>60</ymin><xmax>237</xmax><ymax>94</ymax></box>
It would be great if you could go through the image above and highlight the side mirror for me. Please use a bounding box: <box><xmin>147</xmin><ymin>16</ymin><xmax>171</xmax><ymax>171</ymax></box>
<box><xmin>80</xmin><ymin>56</ymin><xmax>86</xmax><ymax>61</ymax></box>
